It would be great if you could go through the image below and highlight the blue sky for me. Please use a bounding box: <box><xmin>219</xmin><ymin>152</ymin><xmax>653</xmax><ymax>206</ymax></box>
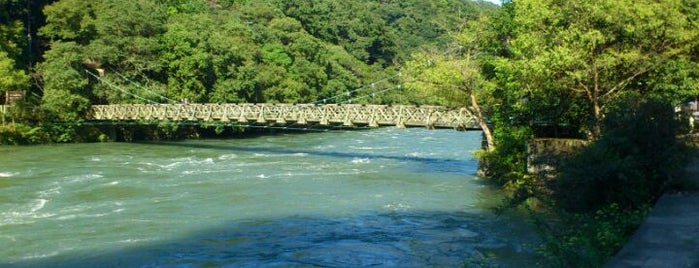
<box><xmin>483</xmin><ymin>0</ymin><xmax>502</xmax><ymax>5</ymax></box>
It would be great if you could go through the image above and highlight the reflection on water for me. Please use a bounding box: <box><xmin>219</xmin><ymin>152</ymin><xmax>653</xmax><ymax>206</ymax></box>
<box><xmin>0</xmin><ymin>128</ymin><xmax>537</xmax><ymax>267</ymax></box>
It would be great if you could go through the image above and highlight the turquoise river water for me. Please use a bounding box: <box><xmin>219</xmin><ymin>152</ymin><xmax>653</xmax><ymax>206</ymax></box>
<box><xmin>0</xmin><ymin>128</ymin><xmax>537</xmax><ymax>267</ymax></box>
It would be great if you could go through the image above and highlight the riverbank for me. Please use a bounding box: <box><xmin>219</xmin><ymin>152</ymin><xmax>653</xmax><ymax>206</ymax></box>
<box><xmin>0</xmin><ymin>121</ymin><xmax>365</xmax><ymax>145</ymax></box>
<box><xmin>604</xmin><ymin>155</ymin><xmax>699</xmax><ymax>267</ymax></box>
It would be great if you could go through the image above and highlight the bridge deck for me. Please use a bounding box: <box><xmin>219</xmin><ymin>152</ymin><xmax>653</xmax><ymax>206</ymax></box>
<box><xmin>88</xmin><ymin>104</ymin><xmax>479</xmax><ymax>130</ymax></box>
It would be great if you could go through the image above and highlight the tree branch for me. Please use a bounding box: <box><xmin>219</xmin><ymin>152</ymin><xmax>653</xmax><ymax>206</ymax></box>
<box><xmin>601</xmin><ymin>65</ymin><xmax>652</xmax><ymax>100</ymax></box>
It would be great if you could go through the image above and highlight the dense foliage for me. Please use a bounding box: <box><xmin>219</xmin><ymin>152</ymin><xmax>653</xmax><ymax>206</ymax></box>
<box><xmin>473</xmin><ymin>1</ymin><xmax>697</xmax><ymax>266</ymax></box>
<box><xmin>463</xmin><ymin>0</ymin><xmax>698</xmax><ymax>195</ymax></box>
<box><xmin>0</xmin><ymin>0</ymin><xmax>496</xmax><ymax>143</ymax></box>
<box><xmin>554</xmin><ymin>94</ymin><xmax>689</xmax><ymax>213</ymax></box>
<box><xmin>522</xmin><ymin>94</ymin><xmax>691</xmax><ymax>266</ymax></box>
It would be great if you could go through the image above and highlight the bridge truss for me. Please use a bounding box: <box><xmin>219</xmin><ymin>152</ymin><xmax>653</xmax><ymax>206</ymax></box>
<box><xmin>89</xmin><ymin>104</ymin><xmax>479</xmax><ymax>130</ymax></box>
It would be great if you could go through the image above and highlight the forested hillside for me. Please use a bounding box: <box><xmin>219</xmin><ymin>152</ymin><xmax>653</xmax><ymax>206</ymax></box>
<box><xmin>1</xmin><ymin>0</ymin><xmax>495</xmax><ymax>118</ymax></box>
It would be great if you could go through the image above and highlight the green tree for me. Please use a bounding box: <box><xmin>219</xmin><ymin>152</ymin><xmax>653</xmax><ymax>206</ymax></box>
<box><xmin>37</xmin><ymin>41</ymin><xmax>89</xmax><ymax>121</ymax></box>
<box><xmin>554</xmin><ymin>93</ymin><xmax>688</xmax><ymax>212</ymax></box>
<box><xmin>1</xmin><ymin>0</ymin><xmax>52</xmax><ymax>94</ymax></box>
<box><xmin>0</xmin><ymin>50</ymin><xmax>28</xmax><ymax>93</ymax></box>
<box><xmin>504</xmin><ymin>0</ymin><xmax>699</xmax><ymax>138</ymax></box>
<box><xmin>487</xmin><ymin>1</ymin><xmax>698</xmax><ymax>264</ymax></box>
<box><xmin>404</xmin><ymin>18</ymin><xmax>497</xmax><ymax>150</ymax></box>
<box><xmin>0</xmin><ymin>0</ymin><xmax>27</xmax><ymax>65</ymax></box>
<box><xmin>39</xmin><ymin>0</ymin><xmax>96</xmax><ymax>44</ymax></box>
<box><xmin>278</xmin><ymin>0</ymin><xmax>397</xmax><ymax>66</ymax></box>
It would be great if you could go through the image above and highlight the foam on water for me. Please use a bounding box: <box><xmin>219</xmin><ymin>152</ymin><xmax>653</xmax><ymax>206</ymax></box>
<box><xmin>116</xmin><ymin>238</ymin><xmax>155</xmax><ymax>244</ymax></box>
<box><xmin>313</xmin><ymin>144</ymin><xmax>336</xmax><ymax>150</ymax></box>
<box><xmin>0</xmin><ymin>172</ymin><xmax>18</xmax><ymax>178</ymax></box>
<box><xmin>406</xmin><ymin>151</ymin><xmax>425</xmax><ymax>157</ymax></box>
<box><xmin>20</xmin><ymin>251</ymin><xmax>61</xmax><ymax>261</ymax></box>
<box><xmin>350</xmin><ymin>146</ymin><xmax>382</xmax><ymax>150</ymax></box>
<box><xmin>66</xmin><ymin>173</ymin><xmax>104</xmax><ymax>184</ymax></box>
<box><xmin>383</xmin><ymin>202</ymin><xmax>412</xmax><ymax>211</ymax></box>
<box><xmin>182</xmin><ymin>169</ymin><xmax>242</xmax><ymax>175</ymax></box>
<box><xmin>0</xmin><ymin>198</ymin><xmax>57</xmax><ymax>226</ymax></box>
<box><xmin>31</xmin><ymin>199</ymin><xmax>48</xmax><ymax>212</ymax></box>
<box><xmin>351</xmin><ymin>158</ymin><xmax>371</xmax><ymax>164</ymax></box>
<box><xmin>37</xmin><ymin>186</ymin><xmax>61</xmax><ymax>198</ymax></box>
<box><xmin>217</xmin><ymin>153</ymin><xmax>238</xmax><ymax>160</ymax></box>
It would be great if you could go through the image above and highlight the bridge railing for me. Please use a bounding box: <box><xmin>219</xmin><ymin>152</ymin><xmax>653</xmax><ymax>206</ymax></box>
<box><xmin>89</xmin><ymin>103</ymin><xmax>479</xmax><ymax>130</ymax></box>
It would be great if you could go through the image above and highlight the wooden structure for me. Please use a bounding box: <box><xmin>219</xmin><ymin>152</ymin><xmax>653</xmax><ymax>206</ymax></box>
<box><xmin>4</xmin><ymin>90</ymin><xmax>24</xmax><ymax>105</ymax></box>
<box><xmin>89</xmin><ymin>103</ymin><xmax>479</xmax><ymax>130</ymax></box>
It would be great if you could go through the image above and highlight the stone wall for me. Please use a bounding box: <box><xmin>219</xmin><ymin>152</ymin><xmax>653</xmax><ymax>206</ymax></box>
<box><xmin>527</xmin><ymin>138</ymin><xmax>588</xmax><ymax>177</ymax></box>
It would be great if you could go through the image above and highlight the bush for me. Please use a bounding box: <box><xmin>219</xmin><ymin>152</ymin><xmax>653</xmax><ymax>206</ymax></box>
<box><xmin>0</xmin><ymin>123</ymin><xmax>49</xmax><ymax>145</ymax></box>
<box><xmin>553</xmin><ymin>93</ymin><xmax>689</xmax><ymax>212</ymax></box>
<box><xmin>477</xmin><ymin>124</ymin><xmax>533</xmax><ymax>186</ymax></box>
<box><xmin>533</xmin><ymin>204</ymin><xmax>650</xmax><ymax>267</ymax></box>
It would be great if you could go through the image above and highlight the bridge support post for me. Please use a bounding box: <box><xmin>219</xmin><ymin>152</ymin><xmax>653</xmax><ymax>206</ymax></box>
<box><xmin>257</xmin><ymin>106</ymin><xmax>266</xmax><ymax>124</ymax></box>
<box><xmin>238</xmin><ymin>113</ymin><xmax>248</xmax><ymax>123</ymax></box>
<box><xmin>320</xmin><ymin>106</ymin><xmax>328</xmax><ymax>126</ymax></box>
<box><xmin>425</xmin><ymin>109</ymin><xmax>435</xmax><ymax>130</ymax></box>
<box><xmin>369</xmin><ymin>109</ymin><xmax>379</xmax><ymax>127</ymax></box>
<box><xmin>343</xmin><ymin>119</ymin><xmax>354</xmax><ymax>127</ymax></box>
<box><xmin>396</xmin><ymin>106</ymin><xmax>405</xmax><ymax>128</ymax></box>
<box><xmin>343</xmin><ymin>111</ymin><xmax>353</xmax><ymax>127</ymax></box>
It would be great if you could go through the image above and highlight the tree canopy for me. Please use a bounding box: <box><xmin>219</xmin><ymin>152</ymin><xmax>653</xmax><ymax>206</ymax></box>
<box><xmin>22</xmin><ymin>0</ymin><xmax>495</xmax><ymax>114</ymax></box>
<box><xmin>501</xmin><ymin>0</ymin><xmax>699</xmax><ymax>137</ymax></box>
<box><xmin>0</xmin><ymin>0</ymin><xmax>499</xmax><ymax>141</ymax></box>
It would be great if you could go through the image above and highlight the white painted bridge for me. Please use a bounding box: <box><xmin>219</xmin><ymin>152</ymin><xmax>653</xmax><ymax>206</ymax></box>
<box><xmin>88</xmin><ymin>103</ymin><xmax>480</xmax><ymax>130</ymax></box>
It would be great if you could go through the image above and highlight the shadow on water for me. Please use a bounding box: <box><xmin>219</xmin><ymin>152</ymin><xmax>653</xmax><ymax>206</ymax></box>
<box><xmin>3</xmin><ymin>210</ymin><xmax>537</xmax><ymax>268</ymax></box>
<box><xmin>144</xmin><ymin>140</ymin><xmax>479</xmax><ymax>175</ymax></box>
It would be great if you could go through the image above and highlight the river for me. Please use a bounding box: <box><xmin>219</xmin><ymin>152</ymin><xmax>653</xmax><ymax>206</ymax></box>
<box><xmin>0</xmin><ymin>128</ymin><xmax>537</xmax><ymax>267</ymax></box>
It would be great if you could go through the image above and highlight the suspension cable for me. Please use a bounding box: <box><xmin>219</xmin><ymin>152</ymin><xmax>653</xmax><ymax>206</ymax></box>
<box><xmin>313</xmin><ymin>72</ymin><xmax>402</xmax><ymax>104</ymax></box>
<box><xmin>108</xmin><ymin>67</ymin><xmax>178</xmax><ymax>103</ymax></box>
<box><xmin>85</xmin><ymin>70</ymin><xmax>159</xmax><ymax>104</ymax></box>
<box><xmin>340</xmin><ymin>84</ymin><xmax>403</xmax><ymax>104</ymax></box>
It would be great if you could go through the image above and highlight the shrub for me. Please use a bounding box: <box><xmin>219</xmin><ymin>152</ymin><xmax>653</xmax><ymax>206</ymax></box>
<box><xmin>533</xmin><ymin>204</ymin><xmax>650</xmax><ymax>267</ymax></box>
<box><xmin>553</xmin><ymin>93</ymin><xmax>689</xmax><ymax>212</ymax></box>
<box><xmin>0</xmin><ymin>123</ymin><xmax>49</xmax><ymax>145</ymax></box>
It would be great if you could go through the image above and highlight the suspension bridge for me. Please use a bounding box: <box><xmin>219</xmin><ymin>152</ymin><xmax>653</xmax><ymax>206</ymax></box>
<box><xmin>82</xmin><ymin>69</ymin><xmax>480</xmax><ymax>130</ymax></box>
<box><xmin>88</xmin><ymin>103</ymin><xmax>479</xmax><ymax>130</ymax></box>
<box><xmin>1</xmin><ymin>70</ymin><xmax>481</xmax><ymax>130</ymax></box>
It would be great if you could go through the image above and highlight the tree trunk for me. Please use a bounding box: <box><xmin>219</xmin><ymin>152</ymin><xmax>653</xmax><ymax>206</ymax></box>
<box><xmin>591</xmin><ymin>99</ymin><xmax>602</xmax><ymax>140</ymax></box>
<box><xmin>469</xmin><ymin>92</ymin><xmax>495</xmax><ymax>151</ymax></box>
